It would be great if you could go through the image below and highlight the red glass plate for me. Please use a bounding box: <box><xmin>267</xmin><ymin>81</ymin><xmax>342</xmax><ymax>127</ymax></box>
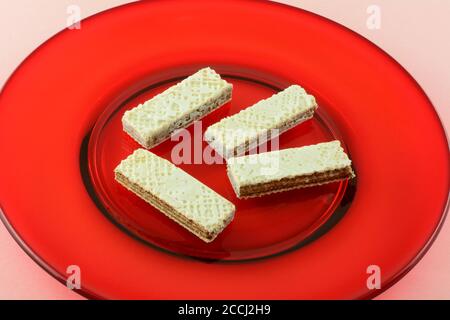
<box><xmin>0</xmin><ymin>0</ymin><xmax>448</xmax><ymax>299</ymax></box>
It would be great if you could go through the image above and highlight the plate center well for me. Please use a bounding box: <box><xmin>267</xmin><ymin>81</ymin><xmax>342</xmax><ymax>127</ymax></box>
<box><xmin>84</xmin><ymin>67</ymin><xmax>356</xmax><ymax>261</ymax></box>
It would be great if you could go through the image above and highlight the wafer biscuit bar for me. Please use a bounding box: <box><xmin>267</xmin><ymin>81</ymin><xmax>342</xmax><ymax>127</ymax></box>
<box><xmin>122</xmin><ymin>67</ymin><xmax>233</xmax><ymax>149</ymax></box>
<box><xmin>227</xmin><ymin>141</ymin><xmax>355</xmax><ymax>198</ymax></box>
<box><xmin>204</xmin><ymin>85</ymin><xmax>317</xmax><ymax>159</ymax></box>
<box><xmin>114</xmin><ymin>149</ymin><xmax>235</xmax><ymax>242</ymax></box>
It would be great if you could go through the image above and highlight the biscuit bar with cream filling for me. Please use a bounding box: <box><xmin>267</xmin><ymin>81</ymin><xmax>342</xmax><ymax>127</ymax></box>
<box><xmin>227</xmin><ymin>141</ymin><xmax>355</xmax><ymax>198</ymax></box>
<box><xmin>204</xmin><ymin>85</ymin><xmax>317</xmax><ymax>160</ymax></box>
<box><xmin>123</xmin><ymin>67</ymin><xmax>232</xmax><ymax>149</ymax></box>
<box><xmin>114</xmin><ymin>149</ymin><xmax>235</xmax><ymax>242</ymax></box>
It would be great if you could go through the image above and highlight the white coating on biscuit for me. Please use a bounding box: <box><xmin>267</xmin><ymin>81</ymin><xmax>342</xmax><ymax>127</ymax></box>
<box><xmin>114</xmin><ymin>149</ymin><xmax>235</xmax><ymax>232</ymax></box>
<box><xmin>227</xmin><ymin>140</ymin><xmax>353</xmax><ymax>187</ymax></box>
<box><xmin>204</xmin><ymin>85</ymin><xmax>317</xmax><ymax>158</ymax></box>
<box><xmin>122</xmin><ymin>67</ymin><xmax>232</xmax><ymax>148</ymax></box>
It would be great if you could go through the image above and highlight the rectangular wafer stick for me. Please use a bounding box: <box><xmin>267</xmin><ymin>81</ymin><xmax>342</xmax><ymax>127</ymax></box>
<box><xmin>227</xmin><ymin>141</ymin><xmax>355</xmax><ymax>198</ymax></box>
<box><xmin>204</xmin><ymin>85</ymin><xmax>317</xmax><ymax>159</ymax></box>
<box><xmin>122</xmin><ymin>67</ymin><xmax>233</xmax><ymax>149</ymax></box>
<box><xmin>114</xmin><ymin>149</ymin><xmax>235</xmax><ymax>242</ymax></box>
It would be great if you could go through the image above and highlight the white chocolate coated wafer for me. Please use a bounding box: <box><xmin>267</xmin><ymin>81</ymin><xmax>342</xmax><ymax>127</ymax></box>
<box><xmin>227</xmin><ymin>141</ymin><xmax>355</xmax><ymax>198</ymax></box>
<box><xmin>204</xmin><ymin>85</ymin><xmax>317</xmax><ymax>159</ymax></box>
<box><xmin>114</xmin><ymin>149</ymin><xmax>235</xmax><ymax>242</ymax></box>
<box><xmin>123</xmin><ymin>67</ymin><xmax>232</xmax><ymax>149</ymax></box>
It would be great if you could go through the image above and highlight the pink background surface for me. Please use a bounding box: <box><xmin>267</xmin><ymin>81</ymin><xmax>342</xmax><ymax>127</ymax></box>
<box><xmin>0</xmin><ymin>0</ymin><xmax>448</xmax><ymax>299</ymax></box>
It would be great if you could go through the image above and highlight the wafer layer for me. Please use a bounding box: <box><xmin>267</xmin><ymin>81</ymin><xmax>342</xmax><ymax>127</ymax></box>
<box><xmin>227</xmin><ymin>141</ymin><xmax>355</xmax><ymax>198</ymax></box>
<box><xmin>114</xmin><ymin>149</ymin><xmax>235</xmax><ymax>242</ymax></box>
<box><xmin>204</xmin><ymin>85</ymin><xmax>317</xmax><ymax>159</ymax></box>
<box><xmin>122</xmin><ymin>67</ymin><xmax>232</xmax><ymax>149</ymax></box>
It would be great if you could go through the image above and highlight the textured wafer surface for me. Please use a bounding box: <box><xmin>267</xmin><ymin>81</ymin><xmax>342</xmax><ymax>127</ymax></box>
<box><xmin>204</xmin><ymin>85</ymin><xmax>317</xmax><ymax>159</ymax></box>
<box><xmin>114</xmin><ymin>149</ymin><xmax>235</xmax><ymax>242</ymax></box>
<box><xmin>227</xmin><ymin>141</ymin><xmax>354</xmax><ymax>197</ymax></box>
<box><xmin>122</xmin><ymin>67</ymin><xmax>232</xmax><ymax>148</ymax></box>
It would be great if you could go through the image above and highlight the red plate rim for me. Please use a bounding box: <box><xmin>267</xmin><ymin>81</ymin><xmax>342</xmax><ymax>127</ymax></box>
<box><xmin>0</xmin><ymin>0</ymin><xmax>448</xmax><ymax>300</ymax></box>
